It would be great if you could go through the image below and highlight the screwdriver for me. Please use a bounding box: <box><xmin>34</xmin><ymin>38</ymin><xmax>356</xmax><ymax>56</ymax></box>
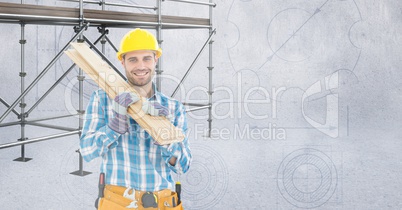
<box><xmin>176</xmin><ymin>181</ymin><xmax>181</xmax><ymax>205</ymax></box>
<box><xmin>99</xmin><ymin>173</ymin><xmax>105</xmax><ymax>198</ymax></box>
<box><xmin>95</xmin><ymin>173</ymin><xmax>105</xmax><ymax>208</ymax></box>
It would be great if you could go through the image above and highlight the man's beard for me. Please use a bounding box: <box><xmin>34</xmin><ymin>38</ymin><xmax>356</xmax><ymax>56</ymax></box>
<box><xmin>128</xmin><ymin>74</ymin><xmax>152</xmax><ymax>87</ymax></box>
<box><xmin>127</xmin><ymin>71</ymin><xmax>152</xmax><ymax>87</ymax></box>
<box><xmin>124</xmin><ymin>62</ymin><xmax>155</xmax><ymax>87</ymax></box>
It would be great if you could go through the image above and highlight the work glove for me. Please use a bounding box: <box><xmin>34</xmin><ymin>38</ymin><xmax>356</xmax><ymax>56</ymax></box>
<box><xmin>108</xmin><ymin>92</ymin><xmax>140</xmax><ymax>134</ymax></box>
<box><xmin>142</xmin><ymin>100</ymin><xmax>173</xmax><ymax>146</ymax></box>
<box><xmin>108</xmin><ymin>92</ymin><xmax>172</xmax><ymax>134</ymax></box>
<box><xmin>142</xmin><ymin>100</ymin><xmax>170</xmax><ymax>117</ymax></box>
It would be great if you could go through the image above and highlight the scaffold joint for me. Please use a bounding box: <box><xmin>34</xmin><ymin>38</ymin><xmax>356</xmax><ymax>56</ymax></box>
<box><xmin>17</xmin><ymin>113</ymin><xmax>28</xmax><ymax>119</ymax></box>
<box><xmin>74</xmin><ymin>24</ymin><xmax>89</xmax><ymax>34</ymax></box>
<box><xmin>77</xmin><ymin>75</ymin><xmax>85</xmax><ymax>81</ymax></box>
<box><xmin>97</xmin><ymin>26</ymin><xmax>109</xmax><ymax>35</ymax></box>
<box><xmin>17</xmin><ymin>137</ymin><xmax>28</xmax><ymax>141</ymax></box>
<box><xmin>73</xmin><ymin>25</ymin><xmax>80</xmax><ymax>33</ymax></box>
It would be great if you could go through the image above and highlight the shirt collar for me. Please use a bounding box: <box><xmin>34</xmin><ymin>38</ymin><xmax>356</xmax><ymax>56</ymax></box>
<box><xmin>148</xmin><ymin>83</ymin><xmax>162</xmax><ymax>103</ymax></box>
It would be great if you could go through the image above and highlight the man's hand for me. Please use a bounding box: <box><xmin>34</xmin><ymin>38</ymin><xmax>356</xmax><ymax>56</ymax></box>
<box><xmin>142</xmin><ymin>100</ymin><xmax>170</xmax><ymax>118</ymax></box>
<box><xmin>109</xmin><ymin>92</ymin><xmax>172</xmax><ymax>135</ymax></box>
<box><xmin>108</xmin><ymin>92</ymin><xmax>140</xmax><ymax>134</ymax></box>
<box><xmin>142</xmin><ymin>100</ymin><xmax>174</xmax><ymax>146</ymax></box>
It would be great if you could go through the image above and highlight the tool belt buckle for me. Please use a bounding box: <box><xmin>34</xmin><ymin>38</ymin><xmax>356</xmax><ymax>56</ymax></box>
<box><xmin>123</xmin><ymin>187</ymin><xmax>138</xmax><ymax>209</ymax></box>
<box><xmin>127</xmin><ymin>200</ymin><xmax>138</xmax><ymax>209</ymax></box>
<box><xmin>123</xmin><ymin>187</ymin><xmax>136</xmax><ymax>200</ymax></box>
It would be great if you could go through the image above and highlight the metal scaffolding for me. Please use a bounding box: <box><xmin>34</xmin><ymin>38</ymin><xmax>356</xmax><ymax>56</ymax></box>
<box><xmin>0</xmin><ymin>0</ymin><xmax>215</xmax><ymax>175</ymax></box>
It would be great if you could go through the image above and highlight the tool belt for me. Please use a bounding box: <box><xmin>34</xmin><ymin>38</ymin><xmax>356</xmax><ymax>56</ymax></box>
<box><xmin>98</xmin><ymin>185</ymin><xmax>183</xmax><ymax>210</ymax></box>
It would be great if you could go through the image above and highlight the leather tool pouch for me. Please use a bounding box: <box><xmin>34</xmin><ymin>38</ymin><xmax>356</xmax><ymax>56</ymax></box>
<box><xmin>98</xmin><ymin>187</ymin><xmax>183</xmax><ymax>210</ymax></box>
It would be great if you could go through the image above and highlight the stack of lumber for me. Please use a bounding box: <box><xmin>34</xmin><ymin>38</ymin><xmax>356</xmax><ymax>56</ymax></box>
<box><xmin>65</xmin><ymin>42</ymin><xmax>184</xmax><ymax>145</ymax></box>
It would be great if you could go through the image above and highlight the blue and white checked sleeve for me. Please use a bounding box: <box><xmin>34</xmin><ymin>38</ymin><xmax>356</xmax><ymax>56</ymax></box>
<box><xmin>79</xmin><ymin>90</ymin><xmax>121</xmax><ymax>162</ymax></box>
<box><xmin>160</xmin><ymin>101</ymin><xmax>192</xmax><ymax>174</ymax></box>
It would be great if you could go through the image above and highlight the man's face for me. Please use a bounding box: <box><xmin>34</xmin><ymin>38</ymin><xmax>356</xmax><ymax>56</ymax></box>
<box><xmin>121</xmin><ymin>50</ymin><xmax>158</xmax><ymax>87</ymax></box>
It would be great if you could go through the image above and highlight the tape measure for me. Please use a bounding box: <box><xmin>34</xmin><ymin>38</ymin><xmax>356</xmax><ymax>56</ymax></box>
<box><xmin>142</xmin><ymin>192</ymin><xmax>158</xmax><ymax>208</ymax></box>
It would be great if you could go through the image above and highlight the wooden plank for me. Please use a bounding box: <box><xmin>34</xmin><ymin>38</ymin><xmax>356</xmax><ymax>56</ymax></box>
<box><xmin>0</xmin><ymin>2</ymin><xmax>209</xmax><ymax>26</ymax></box>
<box><xmin>162</xmin><ymin>15</ymin><xmax>210</xmax><ymax>26</ymax></box>
<box><xmin>65</xmin><ymin>43</ymin><xmax>185</xmax><ymax>145</ymax></box>
<box><xmin>0</xmin><ymin>2</ymin><xmax>76</xmax><ymax>18</ymax></box>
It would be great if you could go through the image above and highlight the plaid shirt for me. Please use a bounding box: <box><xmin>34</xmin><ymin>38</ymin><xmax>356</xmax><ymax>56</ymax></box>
<box><xmin>80</xmin><ymin>88</ymin><xmax>191</xmax><ymax>192</ymax></box>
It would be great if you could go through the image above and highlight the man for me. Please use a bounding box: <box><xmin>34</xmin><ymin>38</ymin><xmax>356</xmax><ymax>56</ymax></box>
<box><xmin>80</xmin><ymin>28</ymin><xmax>191</xmax><ymax>210</ymax></box>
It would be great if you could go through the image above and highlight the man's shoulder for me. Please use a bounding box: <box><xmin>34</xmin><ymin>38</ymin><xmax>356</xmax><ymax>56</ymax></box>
<box><xmin>157</xmin><ymin>91</ymin><xmax>182</xmax><ymax>105</ymax></box>
<box><xmin>92</xmin><ymin>89</ymin><xmax>108</xmax><ymax>97</ymax></box>
<box><xmin>90</xmin><ymin>89</ymin><xmax>111</xmax><ymax>102</ymax></box>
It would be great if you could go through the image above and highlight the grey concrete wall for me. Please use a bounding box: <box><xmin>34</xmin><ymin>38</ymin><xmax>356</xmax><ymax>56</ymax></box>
<box><xmin>0</xmin><ymin>0</ymin><xmax>401</xmax><ymax>209</ymax></box>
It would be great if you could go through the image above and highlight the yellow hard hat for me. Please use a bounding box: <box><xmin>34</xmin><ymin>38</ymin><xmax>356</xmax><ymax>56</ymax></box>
<box><xmin>117</xmin><ymin>28</ymin><xmax>162</xmax><ymax>61</ymax></box>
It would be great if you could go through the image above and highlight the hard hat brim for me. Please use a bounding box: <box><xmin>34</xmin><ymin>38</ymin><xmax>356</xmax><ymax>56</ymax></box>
<box><xmin>117</xmin><ymin>48</ymin><xmax>162</xmax><ymax>61</ymax></box>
